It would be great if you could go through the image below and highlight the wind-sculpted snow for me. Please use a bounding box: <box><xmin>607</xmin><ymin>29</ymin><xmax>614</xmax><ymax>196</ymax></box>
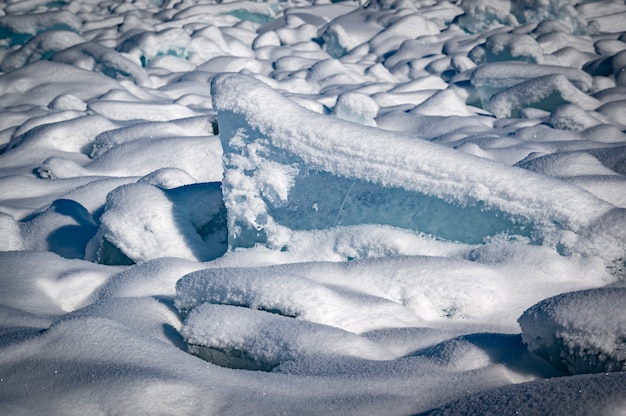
<box><xmin>1</xmin><ymin>0</ymin><xmax>626</xmax><ymax>414</ymax></box>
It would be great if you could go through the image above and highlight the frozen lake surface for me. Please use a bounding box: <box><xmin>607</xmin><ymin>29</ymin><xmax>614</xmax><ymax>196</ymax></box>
<box><xmin>1</xmin><ymin>0</ymin><xmax>625</xmax><ymax>414</ymax></box>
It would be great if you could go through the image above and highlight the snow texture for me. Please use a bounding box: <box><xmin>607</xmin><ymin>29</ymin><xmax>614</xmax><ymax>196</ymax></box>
<box><xmin>1</xmin><ymin>0</ymin><xmax>626</xmax><ymax>414</ymax></box>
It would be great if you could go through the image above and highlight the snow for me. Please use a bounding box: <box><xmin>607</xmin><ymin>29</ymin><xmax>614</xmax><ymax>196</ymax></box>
<box><xmin>0</xmin><ymin>0</ymin><xmax>625</xmax><ymax>414</ymax></box>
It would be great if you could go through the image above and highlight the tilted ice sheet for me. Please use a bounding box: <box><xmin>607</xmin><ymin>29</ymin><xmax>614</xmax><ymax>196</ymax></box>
<box><xmin>211</xmin><ymin>73</ymin><xmax>617</xmax><ymax>254</ymax></box>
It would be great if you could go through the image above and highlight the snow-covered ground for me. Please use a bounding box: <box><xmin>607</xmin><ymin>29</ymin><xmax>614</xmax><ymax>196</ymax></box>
<box><xmin>1</xmin><ymin>0</ymin><xmax>626</xmax><ymax>414</ymax></box>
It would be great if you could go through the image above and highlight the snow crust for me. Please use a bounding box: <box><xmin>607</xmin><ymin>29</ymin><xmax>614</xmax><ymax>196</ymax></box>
<box><xmin>0</xmin><ymin>0</ymin><xmax>625</xmax><ymax>414</ymax></box>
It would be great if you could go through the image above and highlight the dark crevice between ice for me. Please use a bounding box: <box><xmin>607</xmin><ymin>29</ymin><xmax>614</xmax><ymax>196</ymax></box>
<box><xmin>98</xmin><ymin>238</ymin><xmax>135</xmax><ymax>266</ymax></box>
<box><xmin>187</xmin><ymin>344</ymin><xmax>279</xmax><ymax>372</ymax></box>
<box><xmin>182</xmin><ymin>303</ymin><xmax>297</xmax><ymax>370</ymax></box>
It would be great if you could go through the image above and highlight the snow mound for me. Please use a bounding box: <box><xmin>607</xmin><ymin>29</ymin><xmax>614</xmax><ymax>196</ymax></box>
<box><xmin>518</xmin><ymin>287</ymin><xmax>626</xmax><ymax>374</ymax></box>
<box><xmin>0</xmin><ymin>212</ymin><xmax>24</xmax><ymax>251</ymax></box>
<box><xmin>516</xmin><ymin>152</ymin><xmax>619</xmax><ymax>178</ymax></box>
<box><xmin>21</xmin><ymin>198</ymin><xmax>97</xmax><ymax>259</ymax></box>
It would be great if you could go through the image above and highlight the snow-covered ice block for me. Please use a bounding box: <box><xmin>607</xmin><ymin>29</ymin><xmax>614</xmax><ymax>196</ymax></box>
<box><xmin>0</xmin><ymin>30</ymin><xmax>84</xmax><ymax>72</ymax></box>
<box><xmin>38</xmin><ymin>135</ymin><xmax>223</xmax><ymax>183</ymax></box>
<box><xmin>274</xmin><ymin>17</ymin><xmax>318</xmax><ymax>47</ymax></box>
<box><xmin>368</xmin><ymin>13</ymin><xmax>440</xmax><ymax>57</ymax></box>
<box><xmin>469</xmin><ymin>33</ymin><xmax>544</xmax><ymax>65</ymax></box>
<box><xmin>51</xmin><ymin>42</ymin><xmax>151</xmax><ymax>87</ymax></box>
<box><xmin>511</xmin><ymin>0</ymin><xmax>588</xmax><ymax>34</ymax></box>
<box><xmin>425</xmin><ymin>370</ymin><xmax>626</xmax><ymax>415</ymax></box>
<box><xmin>6</xmin><ymin>113</ymin><xmax>112</xmax><ymax>156</ymax></box>
<box><xmin>0</xmin><ymin>61</ymin><xmax>122</xmax><ymax>108</ymax></box>
<box><xmin>180</xmin><ymin>303</ymin><xmax>395</xmax><ymax>370</ymax></box>
<box><xmin>172</xmin><ymin>1</ymin><xmax>277</xmax><ymax>24</ymax></box>
<box><xmin>455</xmin><ymin>0</ymin><xmax>588</xmax><ymax>34</ymax></box>
<box><xmin>546</xmin><ymin>104</ymin><xmax>607</xmax><ymax>131</ymax></box>
<box><xmin>321</xmin><ymin>24</ymin><xmax>357</xmax><ymax>59</ymax></box>
<box><xmin>48</xmin><ymin>94</ymin><xmax>88</xmax><ymax>112</ymax></box>
<box><xmin>468</xmin><ymin>62</ymin><xmax>593</xmax><ymax>109</ymax></box>
<box><xmin>87</xmin><ymin>100</ymin><xmax>201</xmax><ymax>122</ymax></box>
<box><xmin>95</xmin><ymin>257</ymin><xmax>205</xmax><ymax>301</ymax></box>
<box><xmin>597</xmin><ymin>99</ymin><xmax>626</xmax><ymax>126</ymax></box>
<box><xmin>331</xmin><ymin>92</ymin><xmax>379</xmax><ymax>126</ymax></box>
<box><xmin>88</xmin><ymin>182</ymin><xmax>226</xmax><ymax>265</ymax></box>
<box><xmin>211</xmin><ymin>73</ymin><xmax>612</xmax><ymax>250</ymax></box>
<box><xmin>90</xmin><ymin>116</ymin><xmax>216</xmax><ymax>157</ymax></box>
<box><xmin>177</xmin><ymin>244</ymin><xmax>615</xmax><ymax>330</ymax></box>
<box><xmin>117</xmin><ymin>28</ymin><xmax>193</xmax><ymax>67</ymax></box>
<box><xmin>175</xmin><ymin>264</ymin><xmax>424</xmax><ymax>333</ymax></box>
<box><xmin>454</xmin><ymin>0</ymin><xmax>518</xmax><ymax>34</ymax></box>
<box><xmin>317</xmin><ymin>3</ymin><xmax>383</xmax><ymax>59</ymax></box>
<box><xmin>410</xmin><ymin>88</ymin><xmax>473</xmax><ymax>117</ymax></box>
<box><xmin>586</xmin><ymin>11</ymin><xmax>626</xmax><ymax>33</ymax></box>
<box><xmin>519</xmin><ymin>287</ymin><xmax>626</xmax><ymax>374</ymax></box>
<box><xmin>489</xmin><ymin>74</ymin><xmax>601</xmax><ymax>118</ymax></box>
